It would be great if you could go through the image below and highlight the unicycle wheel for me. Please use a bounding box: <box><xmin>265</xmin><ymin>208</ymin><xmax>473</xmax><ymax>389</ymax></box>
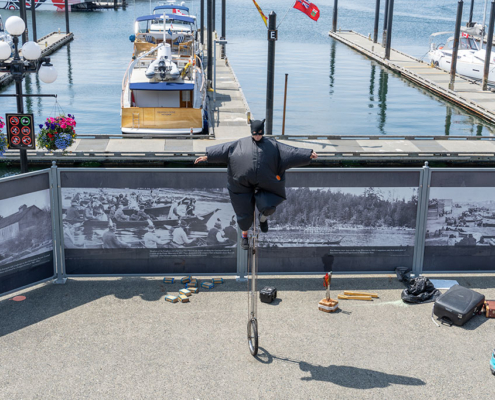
<box><xmin>247</xmin><ymin>318</ymin><xmax>258</xmax><ymax>356</ymax></box>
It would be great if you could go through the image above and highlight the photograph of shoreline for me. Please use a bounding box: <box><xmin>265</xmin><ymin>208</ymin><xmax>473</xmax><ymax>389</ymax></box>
<box><xmin>0</xmin><ymin>189</ymin><xmax>53</xmax><ymax>269</ymax></box>
<box><xmin>61</xmin><ymin>187</ymin><xmax>237</xmax><ymax>250</ymax></box>
<box><xmin>259</xmin><ymin>187</ymin><xmax>418</xmax><ymax>248</ymax></box>
<box><xmin>426</xmin><ymin>187</ymin><xmax>495</xmax><ymax>247</ymax></box>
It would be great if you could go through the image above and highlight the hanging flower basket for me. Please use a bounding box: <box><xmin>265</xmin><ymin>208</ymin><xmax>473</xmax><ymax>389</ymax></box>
<box><xmin>37</xmin><ymin>114</ymin><xmax>77</xmax><ymax>152</ymax></box>
<box><xmin>0</xmin><ymin>116</ymin><xmax>7</xmax><ymax>157</ymax></box>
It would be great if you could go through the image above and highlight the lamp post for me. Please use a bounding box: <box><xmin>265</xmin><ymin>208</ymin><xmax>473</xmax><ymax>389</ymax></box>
<box><xmin>0</xmin><ymin>16</ymin><xmax>58</xmax><ymax>174</ymax></box>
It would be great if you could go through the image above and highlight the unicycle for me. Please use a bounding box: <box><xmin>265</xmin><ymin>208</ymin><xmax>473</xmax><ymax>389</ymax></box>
<box><xmin>247</xmin><ymin>211</ymin><xmax>259</xmax><ymax>356</ymax></box>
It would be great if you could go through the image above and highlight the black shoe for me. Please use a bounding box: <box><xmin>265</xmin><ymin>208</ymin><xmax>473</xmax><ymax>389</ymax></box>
<box><xmin>260</xmin><ymin>219</ymin><xmax>268</xmax><ymax>233</ymax></box>
<box><xmin>241</xmin><ymin>237</ymin><xmax>249</xmax><ymax>250</ymax></box>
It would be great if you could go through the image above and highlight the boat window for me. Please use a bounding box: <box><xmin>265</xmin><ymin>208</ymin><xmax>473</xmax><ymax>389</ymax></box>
<box><xmin>446</xmin><ymin>40</ymin><xmax>453</xmax><ymax>50</ymax></box>
<box><xmin>459</xmin><ymin>38</ymin><xmax>471</xmax><ymax>49</ymax></box>
<box><xmin>468</xmin><ymin>38</ymin><xmax>478</xmax><ymax>50</ymax></box>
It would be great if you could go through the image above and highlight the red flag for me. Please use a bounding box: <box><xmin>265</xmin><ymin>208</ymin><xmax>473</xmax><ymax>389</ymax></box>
<box><xmin>293</xmin><ymin>0</ymin><xmax>320</xmax><ymax>22</ymax></box>
<box><xmin>461</xmin><ymin>32</ymin><xmax>469</xmax><ymax>38</ymax></box>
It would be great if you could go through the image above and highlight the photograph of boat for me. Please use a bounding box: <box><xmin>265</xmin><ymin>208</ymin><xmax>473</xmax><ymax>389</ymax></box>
<box><xmin>61</xmin><ymin>187</ymin><xmax>236</xmax><ymax>250</ymax></box>
<box><xmin>426</xmin><ymin>187</ymin><xmax>495</xmax><ymax>246</ymax></box>
<box><xmin>121</xmin><ymin>11</ymin><xmax>206</xmax><ymax>135</ymax></box>
<box><xmin>259</xmin><ymin>187</ymin><xmax>418</xmax><ymax>248</ymax></box>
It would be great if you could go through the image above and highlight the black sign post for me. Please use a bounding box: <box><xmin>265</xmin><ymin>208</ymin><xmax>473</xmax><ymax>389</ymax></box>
<box><xmin>266</xmin><ymin>12</ymin><xmax>277</xmax><ymax>136</ymax></box>
<box><xmin>6</xmin><ymin>113</ymin><xmax>36</xmax><ymax>150</ymax></box>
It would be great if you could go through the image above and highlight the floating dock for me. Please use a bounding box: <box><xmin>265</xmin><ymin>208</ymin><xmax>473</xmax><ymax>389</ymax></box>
<box><xmin>328</xmin><ymin>30</ymin><xmax>495</xmax><ymax>124</ymax></box>
<box><xmin>3</xmin><ymin>36</ymin><xmax>495</xmax><ymax>166</ymax></box>
<box><xmin>0</xmin><ymin>32</ymin><xmax>73</xmax><ymax>87</ymax></box>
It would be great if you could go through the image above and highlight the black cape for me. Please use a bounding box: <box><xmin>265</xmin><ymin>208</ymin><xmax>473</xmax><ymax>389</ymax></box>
<box><xmin>206</xmin><ymin>136</ymin><xmax>313</xmax><ymax>230</ymax></box>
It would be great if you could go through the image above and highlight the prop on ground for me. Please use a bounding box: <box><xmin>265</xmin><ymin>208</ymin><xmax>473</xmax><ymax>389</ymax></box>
<box><xmin>318</xmin><ymin>272</ymin><xmax>338</xmax><ymax>313</ymax></box>
<box><xmin>162</xmin><ymin>276</ymin><xmax>223</xmax><ymax>304</ymax></box>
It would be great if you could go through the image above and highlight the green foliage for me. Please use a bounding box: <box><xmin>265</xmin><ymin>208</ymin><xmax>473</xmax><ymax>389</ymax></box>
<box><xmin>271</xmin><ymin>188</ymin><xmax>418</xmax><ymax>228</ymax></box>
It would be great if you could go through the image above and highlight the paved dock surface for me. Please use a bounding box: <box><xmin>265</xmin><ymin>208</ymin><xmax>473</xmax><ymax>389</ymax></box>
<box><xmin>1</xmin><ymin>274</ymin><xmax>494</xmax><ymax>399</ymax></box>
<box><xmin>329</xmin><ymin>30</ymin><xmax>495</xmax><ymax>124</ymax></box>
<box><xmin>0</xmin><ymin>32</ymin><xmax>73</xmax><ymax>87</ymax></box>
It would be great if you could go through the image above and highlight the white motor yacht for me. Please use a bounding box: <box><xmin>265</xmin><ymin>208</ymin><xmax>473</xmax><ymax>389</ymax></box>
<box><xmin>0</xmin><ymin>14</ymin><xmax>13</xmax><ymax>57</ymax></box>
<box><xmin>121</xmin><ymin>14</ymin><xmax>207</xmax><ymax>135</ymax></box>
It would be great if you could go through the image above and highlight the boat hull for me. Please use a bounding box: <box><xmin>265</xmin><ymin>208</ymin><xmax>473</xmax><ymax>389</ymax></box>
<box><xmin>121</xmin><ymin>107</ymin><xmax>203</xmax><ymax>134</ymax></box>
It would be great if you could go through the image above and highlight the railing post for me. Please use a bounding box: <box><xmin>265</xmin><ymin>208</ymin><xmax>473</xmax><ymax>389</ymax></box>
<box><xmin>384</xmin><ymin>0</ymin><xmax>394</xmax><ymax>60</ymax></box>
<box><xmin>412</xmin><ymin>162</ymin><xmax>431</xmax><ymax>277</ymax></box>
<box><xmin>50</xmin><ymin>162</ymin><xmax>67</xmax><ymax>284</ymax></box>
<box><xmin>373</xmin><ymin>0</ymin><xmax>380</xmax><ymax>43</ymax></box>
<box><xmin>482</xmin><ymin>0</ymin><xmax>495</xmax><ymax>90</ymax></box>
<box><xmin>332</xmin><ymin>0</ymin><xmax>338</xmax><ymax>33</ymax></box>
<box><xmin>449</xmin><ymin>0</ymin><xmax>464</xmax><ymax>91</ymax></box>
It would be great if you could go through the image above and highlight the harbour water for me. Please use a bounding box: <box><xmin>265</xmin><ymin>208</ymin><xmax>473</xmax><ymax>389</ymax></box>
<box><xmin>0</xmin><ymin>0</ymin><xmax>494</xmax><ymax>137</ymax></box>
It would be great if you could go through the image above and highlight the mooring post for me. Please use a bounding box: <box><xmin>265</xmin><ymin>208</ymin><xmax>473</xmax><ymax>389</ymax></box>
<box><xmin>373</xmin><ymin>0</ymin><xmax>380</xmax><ymax>43</ymax></box>
<box><xmin>266</xmin><ymin>12</ymin><xmax>277</xmax><ymax>136</ymax></box>
<box><xmin>207</xmin><ymin>0</ymin><xmax>213</xmax><ymax>83</ymax></box>
<box><xmin>384</xmin><ymin>0</ymin><xmax>394</xmax><ymax>60</ymax></box>
<box><xmin>201</xmin><ymin>0</ymin><xmax>204</xmax><ymax>45</ymax></box>
<box><xmin>213</xmin><ymin>0</ymin><xmax>216</xmax><ymax>35</ymax></box>
<box><xmin>64</xmin><ymin>0</ymin><xmax>70</xmax><ymax>33</ymax></box>
<box><xmin>332</xmin><ymin>0</ymin><xmax>338</xmax><ymax>33</ymax></box>
<box><xmin>221</xmin><ymin>0</ymin><xmax>226</xmax><ymax>58</ymax></box>
<box><xmin>449</xmin><ymin>0</ymin><xmax>464</xmax><ymax>91</ymax></box>
<box><xmin>382</xmin><ymin>0</ymin><xmax>389</xmax><ymax>47</ymax></box>
<box><xmin>483</xmin><ymin>0</ymin><xmax>495</xmax><ymax>90</ymax></box>
<box><xmin>31</xmin><ymin>1</ymin><xmax>37</xmax><ymax>43</ymax></box>
<box><xmin>19</xmin><ymin>0</ymin><xmax>28</xmax><ymax>43</ymax></box>
<box><xmin>469</xmin><ymin>0</ymin><xmax>475</xmax><ymax>25</ymax></box>
<box><xmin>282</xmin><ymin>73</ymin><xmax>288</xmax><ymax>136</ymax></box>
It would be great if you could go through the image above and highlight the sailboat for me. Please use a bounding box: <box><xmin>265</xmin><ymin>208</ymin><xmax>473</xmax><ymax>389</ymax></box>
<box><xmin>121</xmin><ymin>13</ymin><xmax>207</xmax><ymax>135</ymax></box>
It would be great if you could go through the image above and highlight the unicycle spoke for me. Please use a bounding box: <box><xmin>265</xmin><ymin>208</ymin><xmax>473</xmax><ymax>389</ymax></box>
<box><xmin>247</xmin><ymin>318</ymin><xmax>258</xmax><ymax>356</ymax></box>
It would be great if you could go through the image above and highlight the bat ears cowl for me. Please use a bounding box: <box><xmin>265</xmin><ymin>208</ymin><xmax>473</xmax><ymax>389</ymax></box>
<box><xmin>250</xmin><ymin>119</ymin><xmax>266</xmax><ymax>135</ymax></box>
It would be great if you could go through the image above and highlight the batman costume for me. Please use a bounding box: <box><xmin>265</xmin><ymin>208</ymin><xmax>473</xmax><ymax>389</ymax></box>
<box><xmin>205</xmin><ymin>120</ymin><xmax>314</xmax><ymax>232</ymax></box>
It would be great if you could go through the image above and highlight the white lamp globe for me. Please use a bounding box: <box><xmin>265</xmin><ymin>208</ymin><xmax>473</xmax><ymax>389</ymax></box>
<box><xmin>5</xmin><ymin>16</ymin><xmax>26</xmax><ymax>37</ymax></box>
<box><xmin>0</xmin><ymin>41</ymin><xmax>11</xmax><ymax>61</ymax></box>
<box><xmin>38</xmin><ymin>63</ymin><xmax>57</xmax><ymax>84</ymax></box>
<box><xmin>22</xmin><ymin>41</ymin><xmax>41</xmax><ymax>60</ymax></box>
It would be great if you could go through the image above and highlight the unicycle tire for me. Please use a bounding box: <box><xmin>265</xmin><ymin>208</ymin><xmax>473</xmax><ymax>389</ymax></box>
<box><xmin>247</xmin><ymin>318</ymin><xmax>258</xmax><ymax>356</ymax></box>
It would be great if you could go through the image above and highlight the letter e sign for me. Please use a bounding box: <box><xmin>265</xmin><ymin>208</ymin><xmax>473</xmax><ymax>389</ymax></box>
<box><xmin>268</xmin><ymin>29</ymin><xmax>278</xmax><ymax>41</ymax></box>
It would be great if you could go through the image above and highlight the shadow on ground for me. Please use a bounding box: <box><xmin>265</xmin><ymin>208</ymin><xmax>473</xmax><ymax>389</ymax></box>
<box><xmin>255</xmin><ymin>347</ymin><xmax>426</xmax><ymax>389</ymax></box>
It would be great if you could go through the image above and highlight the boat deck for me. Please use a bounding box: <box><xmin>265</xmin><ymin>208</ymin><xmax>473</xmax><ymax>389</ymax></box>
<box><xmin>3</xmin><ymin>37</ymin><xmax>495</xmax><ymax>165</ymax></box>
<box><xmin>0</xmin><ymin>32</ymin><xmax>74</xmax><ymax>87</ymax></box>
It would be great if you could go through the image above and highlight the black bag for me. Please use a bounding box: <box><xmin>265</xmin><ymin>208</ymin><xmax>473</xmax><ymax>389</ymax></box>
<box><xmin>260</xmin><ymin>287</ymin><xmax>277</xmax><ymax>304</ymax></box>
<box><xmin>433</xmin><ymin>285</ymin><xmax>485</xmax><ymax>327</ymax></box>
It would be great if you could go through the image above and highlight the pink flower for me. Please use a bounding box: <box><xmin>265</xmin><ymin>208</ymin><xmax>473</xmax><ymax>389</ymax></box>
<box><xmin>60</xmin><ymin>123</ymin><xmax>67</xmax><ymax>129</ymax></box>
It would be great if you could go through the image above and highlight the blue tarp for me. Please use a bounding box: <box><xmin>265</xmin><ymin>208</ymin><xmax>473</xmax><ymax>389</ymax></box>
<box><xmin>154</xmin><ymin>5</ymin><xmax>189</xmax><ymax>12</ymax></box>
<box><xmin>135</xmin><ymin>14</ymin><xmax>195</xmax><ymax>24</ymax></box>
<box><xmin>130</xmin><ymin>82</ymin><xmax>194</xmax><ymax>91</ymax></box>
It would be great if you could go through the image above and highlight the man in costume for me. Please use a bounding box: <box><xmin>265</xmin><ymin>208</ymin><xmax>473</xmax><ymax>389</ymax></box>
<box><xmin>195</xmin><ymin>119</ymin><xmax>317</xmax><ymax>249</ymax></box>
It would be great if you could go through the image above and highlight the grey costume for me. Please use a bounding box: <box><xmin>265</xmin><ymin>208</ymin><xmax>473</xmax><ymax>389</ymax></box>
<box><xmin>206</xmin><ymin>136</ymin><xmax>313</xmax><ymax>231</ymax></box>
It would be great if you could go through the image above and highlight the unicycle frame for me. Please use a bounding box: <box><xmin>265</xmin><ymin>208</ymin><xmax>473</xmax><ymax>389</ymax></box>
<box><xmin>247</xmin><ymin>211</ymin><xmax>259</xmax><ymax>356</ymax></box>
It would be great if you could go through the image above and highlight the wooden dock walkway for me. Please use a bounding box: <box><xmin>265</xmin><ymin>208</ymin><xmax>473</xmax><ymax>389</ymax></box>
<box><xmin>3</xmin><ymin>37</ymin><xmax>495</xmax><ymax>165</ymax></box>
<box><xmin>0</xmin><ymin>32</ymin><xmax>74</xmax><ymax>87</ymax></box>
<box><xmin>328</xmin><ymin>30</ymin><xmax>495</xmax><ymax>124</ymax></box>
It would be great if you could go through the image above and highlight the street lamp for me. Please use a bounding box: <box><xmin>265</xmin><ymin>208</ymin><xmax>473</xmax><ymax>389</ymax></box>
<box><xmin>0</xmin><ymin>16</ymin><xmax>58</xmax><ymax>173</ymax></box>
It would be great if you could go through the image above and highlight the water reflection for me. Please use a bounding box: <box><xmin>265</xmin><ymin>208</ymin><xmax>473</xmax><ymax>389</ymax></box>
<box><xmin>369</xmin><ymin>64</ymin><xmax>376</xmax><ymax>105</ymax></box>
<box><xmin>445</xmin><ymin>106</ymin><xmax>452</xmax><ymax>136</ymax></box>
<box><xmin>329</xmin><ymin>40</ymin><xmax>336</xmax><ymax>97</ymax></box>
<box><xmin>378</xmin><ymin>70</ymin><xmax>388</xmax><ymax>135</ymax></box>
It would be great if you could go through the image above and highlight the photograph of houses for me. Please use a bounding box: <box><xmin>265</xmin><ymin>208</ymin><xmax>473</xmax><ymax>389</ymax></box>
<box><xmin>0</xmin><ymin>189</ymin><xmax>53</xmax><ymax>269</ymax></box>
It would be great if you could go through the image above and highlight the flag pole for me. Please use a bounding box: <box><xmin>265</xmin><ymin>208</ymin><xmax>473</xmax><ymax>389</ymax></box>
<box><xmin>277</xmin><ymin>1</ymin><xmax>296</xmax><ymax>29</ymax></box>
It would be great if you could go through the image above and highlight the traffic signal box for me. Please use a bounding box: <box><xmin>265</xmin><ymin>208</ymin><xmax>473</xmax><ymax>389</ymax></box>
<box><xmin>6</xmin><ymin>113</ymin><xmax>36</xmax><ymax>149</ymax></box>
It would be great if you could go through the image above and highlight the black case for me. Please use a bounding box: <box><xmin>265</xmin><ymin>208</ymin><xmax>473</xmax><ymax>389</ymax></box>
<box><xmin>260</xmin><ymin>287</ymin><xmax>277</xmax><ymax>304</ymax></box>
<box><xmin>433</xmin><ymin>285</ymin><xmax>485</xmax><ymax>326</ymax></box>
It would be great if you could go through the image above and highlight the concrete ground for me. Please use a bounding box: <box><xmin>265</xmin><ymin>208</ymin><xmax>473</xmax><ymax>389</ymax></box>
<box><xmin>1</xmin><ymin>274</ymin><xmax>494</xmax><ymax>399</ymax></box>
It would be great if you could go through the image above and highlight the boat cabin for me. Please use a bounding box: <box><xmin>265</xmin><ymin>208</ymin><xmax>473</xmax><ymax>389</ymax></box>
<box><xmin>443</xmin><ymin>36</ymin><xmax>479</xmax><ymax>51</ymax></box>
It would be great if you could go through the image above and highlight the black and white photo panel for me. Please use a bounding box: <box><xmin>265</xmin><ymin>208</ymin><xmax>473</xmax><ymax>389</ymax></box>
<box><xmin>61</xmin><ymin>182</ymin><xmax>237</xmax><ymax>275</ymax></box>
<box><xmin>0</xmin><ymin>173</ymin><xmax>54</xmax><ymax>295</ymax></box>
<box><xmin>424</xmin><ymin>172</ymin><xmax>495</xmax><ymax>271</ymax></box>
